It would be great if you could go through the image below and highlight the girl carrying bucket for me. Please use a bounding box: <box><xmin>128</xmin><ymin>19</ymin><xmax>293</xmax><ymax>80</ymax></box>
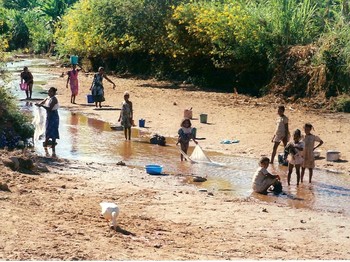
<box><xmin>66</xmin><ymin>64</ymin><xmax>83</xmax><ymax>104</ymax></box>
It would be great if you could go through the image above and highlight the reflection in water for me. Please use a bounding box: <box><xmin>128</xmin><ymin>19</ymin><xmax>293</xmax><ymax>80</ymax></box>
<box><xmin>69</xmin><ymin>113</ymin><xmax>79</xmax><ymax>154</ymax></box>
<box><xmin>121</xmin><ymin>141</ymin><xmax>133</xmax><ymax>160</ymax></box>
<box><xmin>5</xmin><ymin>58</ymin><xmax>350</xmax><ymax>217</ymax></box>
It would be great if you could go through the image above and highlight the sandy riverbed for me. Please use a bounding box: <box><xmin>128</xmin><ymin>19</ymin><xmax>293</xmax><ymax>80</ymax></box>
<box><xmin>0</xmin><ymin>63</ymin><xmax>349</xmax><ymax>260</ymax></box>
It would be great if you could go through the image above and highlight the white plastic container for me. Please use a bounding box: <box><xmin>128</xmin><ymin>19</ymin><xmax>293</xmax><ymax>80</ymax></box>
<box><xmin>326</xmin><ymin>150</ymin><xmax>340</xmax><ymax>161</ymax></box>
<box><xmin>313</xmin><ymin>150</ymin><xmax>321</xmax><ymax>158</ymax></box>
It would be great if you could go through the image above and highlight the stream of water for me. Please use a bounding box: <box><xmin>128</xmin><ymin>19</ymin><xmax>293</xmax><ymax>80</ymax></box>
<box><xmin>3</xmin><ymin>57</ymin><xmax>350</xmax><ymax>216</ymax></box>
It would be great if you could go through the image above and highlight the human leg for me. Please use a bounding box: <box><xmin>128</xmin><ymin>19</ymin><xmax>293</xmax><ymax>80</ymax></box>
<box><xmin>51</xmin><ymin>138</ymin><xmax>56</xmax><ymax>157</ymax></box>
<box><xmin>28</xmin><ymin>83</ymin><xmax>33</xmax><ymax>99</ymax></box>
<box><xmin>287</xmin><ymin>164</ymin><xmax>293</xmax><ymax>185</ymax></box>
<box><xmin>270</xmin><ymin>142</ymin><xmax>280</xmax><ymax>163</ymax></box>
<box><xmin>123</xmin><ymin>128</ymin><xmax>128</xmax><ymax>140</ymax></box>
<box><xmin>295</xmin><ymin>164</ymin><xmax>301</xmax><ymax>185</ymax></box>
<box><xmin>301</xmin><ymin>167</ymin><xmax>305</xmax><ymax>182</ymax></box>
<box><xmin>127</xmin><ymin>127</ymin><xmax>131</xmax><ymax>140</ymax></box>
<box><xmin>180</xmin><ymin>142</ymin><xmax>189</xmax><ymax>161</ymax></box>
<box><xmin>309</xmin><ymin>168</ymin><xmax>313</xmax><ymax>183</ymax></box>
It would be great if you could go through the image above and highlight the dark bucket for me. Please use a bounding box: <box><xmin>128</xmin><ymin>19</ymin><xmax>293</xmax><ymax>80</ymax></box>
<box><xmin>87</xmin><ymin>94</ymin><xmax>94</xmax><ymax>103</ymax></box>
<box><xmin>139</xmin><ymin>119</ymin><xmax>145</xmax><ymax>127</ymax></box>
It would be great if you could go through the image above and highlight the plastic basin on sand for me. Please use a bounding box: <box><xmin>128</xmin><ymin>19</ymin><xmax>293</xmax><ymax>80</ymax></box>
<box><xmin>145</xmin><ymin>164</ymin><xmax>163</xmax><ymax>175</ymax></box>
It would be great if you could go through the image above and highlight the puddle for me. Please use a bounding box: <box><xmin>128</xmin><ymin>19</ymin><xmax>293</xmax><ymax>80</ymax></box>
<box><xmin>3</xmin><ymin>58</ymin><xmax>350</xmax><ymax>216</ymax></box>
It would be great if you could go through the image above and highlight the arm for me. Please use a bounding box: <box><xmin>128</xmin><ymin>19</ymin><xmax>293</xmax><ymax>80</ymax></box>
<box><xmin>191</xmin><ymin>134</ymin><xmax>198</xmax><ymax>144</ymax></box>
<box><xmin>284</xmin><ymin>123</ymin><xmax>289</xmax><ymax>138</ymax></box>
<box><xmin>29</xmin><ymin>72</ymin><xmax>33</xmax><ymax>82</ymax></box>
<box><xmin>314</xmin><ymin>139</ymin><xmax>323</xmax><ymax>151</ymax></box>
<box><xmin>66</xmin><ymin>72</ymin><xmax>70</xmax><ymax>88</ymax></box>
<box><xmin>129</xmin><ymin>101</ymin><xmax>133</xmax><ymax>121</ymax></box>
<box><xmin>35</xmin><ymin>97</ymin><xmax>48</xmax><ymax>107</ymax></box>
<box><xmin>103</xmin><ymin>74</ymin><xmax>116</xmax><ymax>89</ymax></box>
<box><xmin>77</xmin><ymin>64</ymin><xmax>85</xmax><ymax>73</ymax></box>
<box><xmin>90</xmin><ymin>74</ymin><xmax>96</xmax><ymax>90</ymax></box>
<box><xmin>20</xmin><ymin>72</ymin><xmax>24</xmax><ymax>84</ymax></box>
<box><xmin>271</xmin><ymin>134</ymin><xmax>276</xmax><ymax>142</ymax></box>
<box><xmin>266</xmin><ymin>172</ymin><xmax>280</xmax><ymax>180</ymax></box>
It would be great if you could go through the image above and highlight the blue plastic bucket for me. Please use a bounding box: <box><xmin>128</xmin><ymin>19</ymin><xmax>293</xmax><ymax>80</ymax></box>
<box><xmin>87</xmin><ymin>94</ymin><xmax>94</xmax><ymax>103</ymax></box>
<box><xmin>139</xmin><ymin>119</ymin><xmax>145</xmax><ymax>127</ymax></box>
<box><xmin>70</xmin><ymin>55</ymin><xmax>79</xmax><ymax>65</ymax></box>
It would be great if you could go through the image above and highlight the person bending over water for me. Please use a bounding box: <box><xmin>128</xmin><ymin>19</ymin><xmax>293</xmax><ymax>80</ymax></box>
<box><xmin>20</xmin><ymin>66</ymin><xmax>34</xmax><ymax>99</ymax></box>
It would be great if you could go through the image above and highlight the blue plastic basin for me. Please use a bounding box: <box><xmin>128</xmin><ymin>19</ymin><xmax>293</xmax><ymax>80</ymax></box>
<box><xmin>145</xmin><ymin>164</ymin><xmax>163</xmax><ymax>175</ymax></box>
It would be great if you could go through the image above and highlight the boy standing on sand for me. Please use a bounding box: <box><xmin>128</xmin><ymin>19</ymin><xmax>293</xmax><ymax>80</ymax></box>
<box><xmin>270</xmin><ymin>105</ymin><xmax>289</xmax><ymax>164</ymax></box>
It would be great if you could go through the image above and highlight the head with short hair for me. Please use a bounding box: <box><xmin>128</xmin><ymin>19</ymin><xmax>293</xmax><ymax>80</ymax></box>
<box><xmin>180</xmin><ymin>118</ymin><xmax>192</xmax><ymax>128</ymax></box>
<box><xmin>277</xmin><ymin>105</ymin><xmax>285</xmax><ymax>116</ymax></box>
<box><xmin>48</xmin><ymin>87</ymin><xmax>57</xmax><ymax>96</ymax></box>
<box><xmin>98</xmin><ymin>67</ymin><xmax>104</xmax><ymax>74</ymax></box>
<box><xmin>304</xmin><ymin>123</ymin><xmax>313</xmax><ymax>134</ymax></box>
<box><xmin>259</xmin><ymin>156</ymin><xmax>270</xmax><ymax>166</ymax></box>
<box><xmin>293</xmin><ymin>129</ymin><xmax>302</xmax><ymax>142</ymax></box>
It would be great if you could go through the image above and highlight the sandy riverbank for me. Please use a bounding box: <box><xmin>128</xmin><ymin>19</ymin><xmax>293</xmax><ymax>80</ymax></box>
<box><xmin>0</xmin><ymin>62</ymin><xmax>349</xmax><ymax>260</ymax></box>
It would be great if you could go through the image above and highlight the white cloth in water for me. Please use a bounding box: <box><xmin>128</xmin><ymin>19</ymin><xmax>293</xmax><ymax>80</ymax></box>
<box><xmin>32</xmin><ymin>106</ymin><xmax>46</xmax><ymax>141</ymax></box>
<box><xmin>100</xmin><ymin>202</ymin><xmax>119</xmax><ymax>229</ymax></box>
<box><xmin>190</xmin><ymin>144</ymin><xmax>211</xmax><ymax>162</ymax></box>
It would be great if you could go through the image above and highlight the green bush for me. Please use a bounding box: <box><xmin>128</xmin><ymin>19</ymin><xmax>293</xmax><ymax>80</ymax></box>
<box><xmin>0</xmin><ymin>86</ymin><xmax>34</xmax><ymax>149</ymax></box>
<box><xmin>334</xmin><ymin>95</ymin><xmax>350</xmax><ymax>112</ymax></box>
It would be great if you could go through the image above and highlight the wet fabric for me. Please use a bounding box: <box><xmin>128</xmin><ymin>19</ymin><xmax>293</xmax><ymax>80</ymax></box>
<box><xmin>44</xmin><ymin>96</ymin><xmax>60</xmax><ymax>140</ymax></box>
<box><xmin>32</xmin><ymin>107</ymin><xmax>46</xmax><ymax>141</ymax></box>
<box><xmin>190</xmin><ymin>144</ymin><xmax>211</xmax><ymax>162</ymax></box>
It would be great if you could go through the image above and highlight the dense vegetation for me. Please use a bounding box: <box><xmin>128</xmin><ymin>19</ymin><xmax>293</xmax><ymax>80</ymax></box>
<box><xmin>1</xmin><ymin>0</ymin><xmax>350</xmax><ymax>109</ymax></box>
<box><xmin>0</xmin><ymin>86</ymin><xmax>34</xmax><ymax>149</ymax></box>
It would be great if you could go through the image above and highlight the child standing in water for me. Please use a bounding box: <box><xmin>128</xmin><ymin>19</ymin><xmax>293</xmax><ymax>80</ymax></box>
<box><xmin>118</xmin><ymin>91</ymin><xmax>133</xmax><ymax>140</ymax></box>
<box><xmin>301</xmin><ymin>123</ymin><xmax>323</xmax><ymax>183</ymax></box>
<box><xmin>270</xmin><ymin>105</ymin><xmax>289</xmax><ymax>164</ymax></box>
<box><xmin>286</xmin><ymin>129</ymin><xmax>304</xmax><ymax>186</ymax></box>
<box><xmin>252</xmin><ymin>157</ymin><xmax>282</xmax><ymax>194</ymax></box>
<box><xmin>176</xmin><ymin>118</ymin><xmax>197</xmax><ymax>161</ymax></box>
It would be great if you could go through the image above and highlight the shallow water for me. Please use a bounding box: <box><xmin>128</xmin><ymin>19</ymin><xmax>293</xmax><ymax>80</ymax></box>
<box><xmin>3</xmin><ymin>58</ymin><xmax>350</xmax><ymax>216</ymax></box>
